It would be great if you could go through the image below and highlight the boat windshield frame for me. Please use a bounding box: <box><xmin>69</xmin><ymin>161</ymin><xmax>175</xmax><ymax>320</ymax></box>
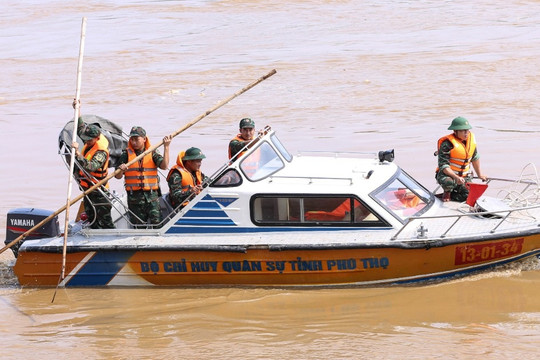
<box><xmin>240</xmin><ymin>137</ymin><xmax>288</xmax><ymax>182</ymax></box>
<box><xmin>270</xmin><ymin>133</ymin><xmax>292</xmax><ymax>162</ymax></box>
<box><xmin>371</xmin><ymin>168</ymin><xmax>434</xmax><ymax>223</ymax></box>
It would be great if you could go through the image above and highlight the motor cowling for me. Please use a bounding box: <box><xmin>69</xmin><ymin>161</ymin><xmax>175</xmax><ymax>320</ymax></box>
<box><xmin>5</xmin><ymin>208</ymin><xmax>60</xmax><ymax>257</ymax></box>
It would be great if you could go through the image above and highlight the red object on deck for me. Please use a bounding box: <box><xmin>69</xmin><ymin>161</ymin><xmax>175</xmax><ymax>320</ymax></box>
<box><xmin>466</xmin><ymin>182</ymin><xmax>488</xmax><ymax>206</ymax></box>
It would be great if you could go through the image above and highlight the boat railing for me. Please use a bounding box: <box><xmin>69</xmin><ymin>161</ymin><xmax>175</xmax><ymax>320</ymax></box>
<box><xmin>393</xmin><ymin>174</ymin><xmax>540</xmax><ymax>241</ymax></box>
<box><xmin>207</xmin><ymin>163</ymin><xmax>230</xmax><ymax>185</ymax></box>
<box><xmin>60</xmin><ymin>151</ymin><xmax>162</xmax><ymax>230</ymax></box>
<box><xmin>433</xmin><ymin>176</ymin><xmax>540</xmax><ymax>196</ymax></box>
<box><xmin>391</xmin><ymin>202</ymin><xmax>540</xmax><ymax>240</ymax></box>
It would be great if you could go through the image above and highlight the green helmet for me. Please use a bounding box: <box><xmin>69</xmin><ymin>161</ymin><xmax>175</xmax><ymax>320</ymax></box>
<box><xmin>182</xmin><ymin>147</ymin><xmax>206</xmax><ymax>161</ymax></box>
<box><xmin>448</xmin><ymin>116</ymin><xmax>472</xmax><ymax>130</ymax></box>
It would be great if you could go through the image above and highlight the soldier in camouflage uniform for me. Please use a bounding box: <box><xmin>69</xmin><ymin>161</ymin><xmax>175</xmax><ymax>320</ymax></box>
<box><xmin>167</xmin><ymin>147</ymin><xmax>208</xmax><ymax>208</ymax></box>
<box><xmin>228</xmin><ymin>117</ymin><xmax>257</xmax><ymax>159</ymax></box>
<box><xmin>116</xmin><ymin>126</ymin><xmax>171</xmax><ymax>227</ymax></box>
<box><xmin>436</xmin><ymin>116</ymin><xmax>487</xmax><ymax>202</ymax></box>
<box><xmin>73</xmin><ymin>117</ymin><xmax>115</xmax><ymax>229</ymax></box>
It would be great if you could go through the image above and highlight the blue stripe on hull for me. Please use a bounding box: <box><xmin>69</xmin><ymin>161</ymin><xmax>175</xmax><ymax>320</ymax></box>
<box><xmin>175</xmin><ymin>219</ymin><xmax>237</xmax><ymax>226</ymax></box>
<box><xmin>192</xmin><ymin>201</ymin><xmax>222</xmax><ymax>209</ymax></box>
<box><xmin>67</xmin><ymin>251</ymin><xmax>135</xmax><ymax>286</ymax></box>
<box><xmin>183</xmin><ymin>209</ymin><xmax>229</xmax><ymax>218</ymax></box>
<box><xmin>213</xmin><ymin>197</ymin><xmax>238</xmax><ymax>207</ymax></box>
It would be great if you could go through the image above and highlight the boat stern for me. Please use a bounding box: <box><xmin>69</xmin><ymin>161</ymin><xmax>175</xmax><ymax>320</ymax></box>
<box><xmin>5</xmin><ymin>208</ymin><xmax>60</xmax><ymax>257</ymax></box>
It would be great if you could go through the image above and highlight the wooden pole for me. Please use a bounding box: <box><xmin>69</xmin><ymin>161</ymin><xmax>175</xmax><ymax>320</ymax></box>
<box><xmin>60</xmin><ymin>17</ymin><xmax>87</xmax><ymax>281</ymax></box>
<box><xmin>0</xmin><ymin>68</ymin><xmax>277</xmax><ymax>256</ymax></box>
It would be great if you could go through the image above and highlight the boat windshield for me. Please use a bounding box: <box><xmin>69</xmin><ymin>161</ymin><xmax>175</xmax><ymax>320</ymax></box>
<box><xmin>240</xmin><ymin>140</ymin><xmax>285</xmax><ymax>181</ymax></box>
<box><xmin>271</xmin><ymin>134</ymin><xmax>292</xmax><ymax>162</ymax></box>
<box><xmin>372</xmin><ymin>170</ymin><xmax>432</xmax><ymax>221</ymax></box>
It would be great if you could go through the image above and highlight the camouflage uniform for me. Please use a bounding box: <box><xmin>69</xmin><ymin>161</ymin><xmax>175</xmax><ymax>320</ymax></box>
<box><xmin>435</xmin><ymin>139</ymin><xmax>480</xmax><ymax>202</ymax></box>
<box><xmin>229</xmin><ymin>138</ymin><xmax>249</xmax><ymax>159</ymax></box>
<box><xmin>168</xmin><ymin>170</ymin><xmax>208</xmax><ymax>208</ymax></box>
<box><xmin>229</xmin><ymin>118</ymin><xmax>255</xmax><ymax>159</ymax></box>
<box><xmin>117</xmin><ymin>148</ymin><xmax>164</xmax><ymax>227</ymax></box>
<box><xmin>82</xmin><ymin>190</ymin><xmax>115</xmax><ymax>229</ymax></box>
<box><xmin>76</xmin><ymin>117</ymin><xmax>115</xmax><ymax>229</ymax></box>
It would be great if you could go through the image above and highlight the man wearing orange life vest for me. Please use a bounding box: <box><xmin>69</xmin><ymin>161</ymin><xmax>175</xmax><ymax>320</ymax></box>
<box><xmin>436</xmin><ymin>116</ymin><xmax>487</xmax><ymax>202</ymax></box>
<box><xmin>116</xmin><ymin>126</ymin><xmax>171</xmax><ymax>227</ymax></box>
<box><xmin>228</xmin><ymin>117</ymin><xmax>256</xmax><ymax>159</ymax></box>
<box><xmin>72</xmin><ymin>117</ymin><xmax>115</xmax><ymax>229</ymax></box>
<box><xmin>167</xmin><ymin>147</ymin><xmax>208</xmax><ymax>209</ymax></box>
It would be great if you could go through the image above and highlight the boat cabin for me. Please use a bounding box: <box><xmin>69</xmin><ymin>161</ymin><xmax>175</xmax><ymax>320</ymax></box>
<box><xmin>58</xmin><ymin>122</ymin><xmax>435</xmax><ymax>236</ymax></box>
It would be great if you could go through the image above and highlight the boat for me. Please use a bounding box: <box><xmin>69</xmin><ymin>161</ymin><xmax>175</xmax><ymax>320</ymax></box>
<box><xmin>5</xmin><ymin>117</ymin><xmax>540</xmax><ymax>287</ymax></box>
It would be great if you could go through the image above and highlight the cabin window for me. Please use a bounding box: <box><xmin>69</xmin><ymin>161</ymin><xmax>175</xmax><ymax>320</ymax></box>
<box><xmin>211</xmin><ymin>169</ymin><xmax>243</xmax><ymax>187</ymax></box>
<box><xmin>251</xmin><ymin>195</ymin><xmax>387</xmax><ymax>227</ymax></box>
<box><xmin>372</xmin><ymin>171</ymin><xmax>431</xmax><ymax>220</ymax></box>
<box><xmin>241</xmin><ymin>141</ymin><xmax>284</xmax><ymax>181</ymax></box>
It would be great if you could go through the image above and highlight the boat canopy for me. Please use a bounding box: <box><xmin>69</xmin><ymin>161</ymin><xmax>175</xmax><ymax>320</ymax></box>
<box><xmin>58</xmin><ymin>115</ymin><xmax>128</xmax><ymax>169</ymax></box>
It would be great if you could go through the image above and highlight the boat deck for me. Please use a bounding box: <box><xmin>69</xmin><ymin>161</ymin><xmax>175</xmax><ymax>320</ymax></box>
<box><xmin>18</xmin><ymin>195</ymin><xmax>540</xmax><ymax>253</ymax></box>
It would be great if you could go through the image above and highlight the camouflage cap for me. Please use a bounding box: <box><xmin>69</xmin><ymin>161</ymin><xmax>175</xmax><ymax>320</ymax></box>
<box><xmin>239</xmin><ymin>118</ymin><xmax>255</xmax><ymax>129</ymax></box>
<box><xmin>129</xmin><ymin>126</ymin><xmax>146</xmax><ymax>137</ymax></box>
<box><xmin>79</xmin><ymin>124</ymin><xmax>101</xmax><ymax>142</ymax></box>
<box><xmin>182</xmin><ymin>147</ymin><xmax>206</xmax><ymax>161</ymax></box>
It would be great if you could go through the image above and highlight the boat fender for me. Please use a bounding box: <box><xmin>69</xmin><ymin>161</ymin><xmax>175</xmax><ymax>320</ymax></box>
<box><xmin>5</xmin><ymin>208</ymin><xmax>60</xmax><ymax>257</ymax></box>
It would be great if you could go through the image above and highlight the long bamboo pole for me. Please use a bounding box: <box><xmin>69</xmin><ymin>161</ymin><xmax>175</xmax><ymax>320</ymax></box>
<box><xmin>0</xmin><ymin>68</ymin><xmax>277</xmax><ymax>256</ymax></box>
<box><xmin>60</xmin><ymin>17</ymin><xmax>87</xmax><ymax>281</ymax></box>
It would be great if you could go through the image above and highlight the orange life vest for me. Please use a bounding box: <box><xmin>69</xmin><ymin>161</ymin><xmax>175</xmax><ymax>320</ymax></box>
<box><xmin>228</xmin><ymin>134</ymin><xmax>247</xmax><ymax>159</ymax></box>
<box><xmin>305</xmin><ymin>200</ymin><xmax>351</xmax><ymax>221</ymax></box>
<box><xmin>240</xmin><ymin>146</ymin><xmax>262</xmax><ymax>178</ymax></box>
<box><xmin>166</xmin><ymin>165</ymin><xmax>203</xmax><ymax>187</ymax></box>
<box><xmin>166</xmin><ymin>159</ymin><xmax>203</xmax><ymax>207</ymax></box>
<box><xmin>304</xmin><ymin>199</ymin><xmax>373</xmax><ymax>222</ymax></box>
<box><xmin>393</xmin><ymin>189</ymin><xmax>420</xmax><ymax>208</ymax></box>
<box><xmin>166</xmin><ymin>151</ymin><xmax>203</xmax><ymax>186</ymax></box>
<box><xmin>78</xmin><ymin>134</ymin><xmax>110</xmax><ymax>189</ymax></box>
<box><xmin>124</xmin><ymin>141</ymin><xmax>159</xmax><ymax>192</ymax></box>
<box><xmin>436</xmin><ymin>132</ymin><xmax>476</xmax><ymax>177</ymax></box>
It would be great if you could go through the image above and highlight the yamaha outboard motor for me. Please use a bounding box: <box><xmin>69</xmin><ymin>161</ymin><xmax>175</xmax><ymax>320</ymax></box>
<box><xmin>5</xmin><ymin>208</ymin><xmax>60</xmax><ymax>257</ymax></box>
